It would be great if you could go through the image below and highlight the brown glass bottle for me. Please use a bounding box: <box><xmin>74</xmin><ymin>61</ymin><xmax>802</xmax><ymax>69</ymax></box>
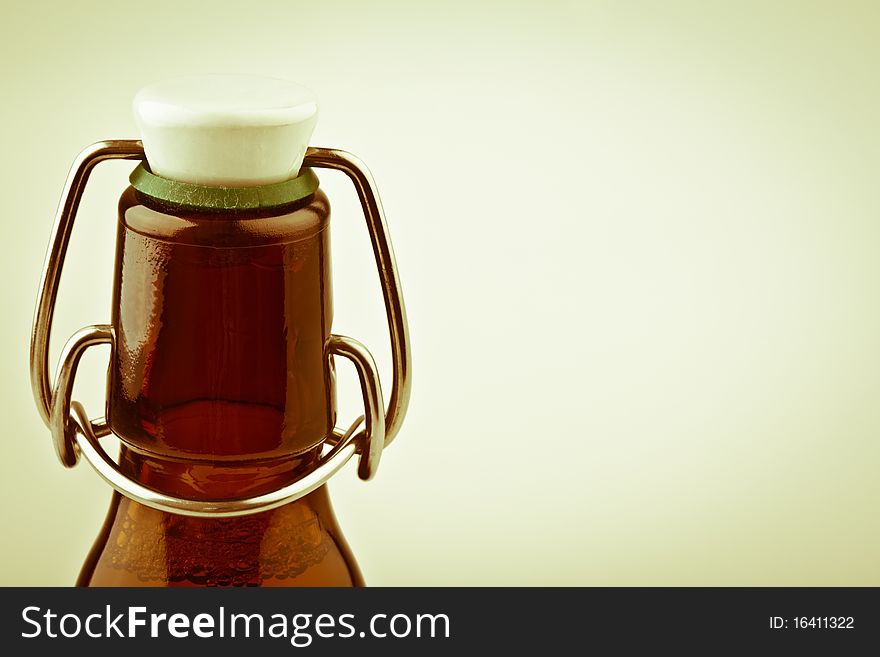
<box><xmin>77</xmin><ymin>183</ymin><xmax>363</xmax><ymax>587</ymax></box>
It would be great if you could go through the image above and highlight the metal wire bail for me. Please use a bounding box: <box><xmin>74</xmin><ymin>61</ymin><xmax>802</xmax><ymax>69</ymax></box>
<box><xmin>30</xmin><ymin>140</ymin><xmax>411</xmax><ymax>517</ymax></box>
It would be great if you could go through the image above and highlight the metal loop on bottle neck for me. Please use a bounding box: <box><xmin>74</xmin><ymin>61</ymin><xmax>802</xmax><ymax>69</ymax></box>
<box><xmin>30</xmin><ymin>140</ymin><xmax>411</xmax><ymax>517</ymax></box>
<box><xmin>63</xmin><ymin>336</ymin><xmax>378</xmax><ymax>518</ymax></box>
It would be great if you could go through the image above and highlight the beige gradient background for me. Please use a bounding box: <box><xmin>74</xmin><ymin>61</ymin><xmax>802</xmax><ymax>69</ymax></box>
<box><xmin>1</xmin><ymin>0</ymin><xmax>879</xmax><ymax>585</ymax></box>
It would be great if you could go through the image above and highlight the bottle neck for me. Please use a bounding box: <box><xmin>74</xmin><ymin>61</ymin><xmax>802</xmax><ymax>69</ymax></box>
<box><xmin>107</xmin><ymin>185</ymin><xmax>334</xmax><ymax>498</ymax></box>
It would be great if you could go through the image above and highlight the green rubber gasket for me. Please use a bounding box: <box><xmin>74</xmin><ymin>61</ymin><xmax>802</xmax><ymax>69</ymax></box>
<box><xmin>129</xmin><ymin>163</ymin><xmax>320</xmax><ymax>210</ymax></box>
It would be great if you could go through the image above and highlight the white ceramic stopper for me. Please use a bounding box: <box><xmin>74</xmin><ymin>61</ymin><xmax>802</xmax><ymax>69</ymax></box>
<box><xmin>133</xmin><ymin>75</ymin><xmax>318</xmax><ymax>187</ymax></box>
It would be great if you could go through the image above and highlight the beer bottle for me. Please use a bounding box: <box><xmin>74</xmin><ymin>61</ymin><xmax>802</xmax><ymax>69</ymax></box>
<box><xmin>29</xmin><ymin>75</ymin><xmax>411</xmax><ymax>587</ymax></box>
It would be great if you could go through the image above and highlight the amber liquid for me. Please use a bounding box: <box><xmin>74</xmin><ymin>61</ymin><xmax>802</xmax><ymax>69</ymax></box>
<box><xmin>78</xmin><ymin>185</ymin><xmax>362</xmax><ymax>587</ymax></box>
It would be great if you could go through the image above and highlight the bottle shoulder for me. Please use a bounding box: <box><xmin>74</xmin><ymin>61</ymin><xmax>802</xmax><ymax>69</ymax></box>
<box><xmin>79</xmin><ymin>489</ymin><xmax>362</xmax><ymax>587</ymax></box>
